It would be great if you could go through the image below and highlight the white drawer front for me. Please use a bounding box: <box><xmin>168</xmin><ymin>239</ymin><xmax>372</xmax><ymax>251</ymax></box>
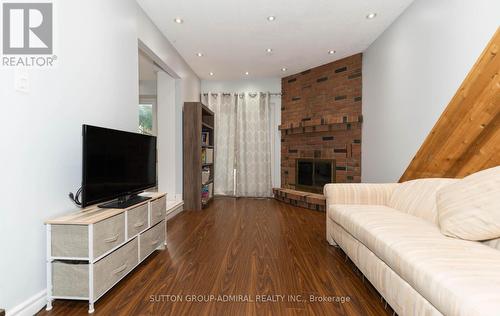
<box><xmin>139</xmin><ymin>221</ymin><xmax>165</xmax><ymax>261</ymax></box>
<box><xmin>127</xmin><ymin>203</ymin><xmax>148</xmax><ymax>238</ymax></box>
<box><xmin>93</xmin><ymin>237</ymin><xmax>138</xmax><ymax>299</ymax></box>
<box><xmin>93</xmin><ymin>213</ymin><xmax>125</xmax><ymax>258</ymax></box>
<box><xmin>150</xmin><ymin>196</ymin><xmax>166</xmax><ymax>226</ymax></box>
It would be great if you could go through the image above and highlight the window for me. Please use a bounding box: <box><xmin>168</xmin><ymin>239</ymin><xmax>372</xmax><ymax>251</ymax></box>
<box><xmin>138</xmin><ymin>103</ymin><xmax>153</xmax><ymax>135</ymax></box>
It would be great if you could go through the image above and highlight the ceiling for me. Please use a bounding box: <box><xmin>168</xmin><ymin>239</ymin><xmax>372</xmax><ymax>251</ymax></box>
<box><xmin>137</xmin><ymin>0</ymin><xmax>414</xmax><ymax>80</ymax></box>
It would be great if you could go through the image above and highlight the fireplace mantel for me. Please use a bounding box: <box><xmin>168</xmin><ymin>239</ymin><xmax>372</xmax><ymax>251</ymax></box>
<box><xmin>279</xmin><ymin>114</ymin><xmax>362</xmax><ymax>134</ymax></box>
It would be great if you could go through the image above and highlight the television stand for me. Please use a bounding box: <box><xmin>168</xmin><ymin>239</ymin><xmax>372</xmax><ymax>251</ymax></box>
<box><xmin>45</xmin><ymin>192</ymin><xmax>167</xmax><ymax>313</ymax></box>
<box><xmin>98</xmin><ymin>194</ymin><xmax>151</xmax><ymax>209</ymax></box>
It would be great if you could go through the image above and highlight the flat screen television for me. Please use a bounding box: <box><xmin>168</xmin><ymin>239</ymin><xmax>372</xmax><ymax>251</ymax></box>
<box><xmin>82</xmin><ymin>124</ymin><xmax>157</xmax><ymax>208</ymax></box>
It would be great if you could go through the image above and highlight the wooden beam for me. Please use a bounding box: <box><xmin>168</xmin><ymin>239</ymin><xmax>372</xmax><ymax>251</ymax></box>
<box><xmin>400</xmin><ymin>28</ymin><xmax>500</xmax><ymax>181</ymax></box>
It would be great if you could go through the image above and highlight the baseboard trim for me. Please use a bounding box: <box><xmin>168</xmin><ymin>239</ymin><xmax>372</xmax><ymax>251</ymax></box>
<box><xmin>166</xmin><ymin>201</ymin><xmax>184</xmax><ymax>221</ymax></box>
<box><xmin>6</xmin><ymin>290</ymin><xmax>46</xmax><ymax>316</ymax></box>
<box><xmin>173</xmin><ymin>193</ymin><xmax>183</xmax><ymax>201</ymax></box>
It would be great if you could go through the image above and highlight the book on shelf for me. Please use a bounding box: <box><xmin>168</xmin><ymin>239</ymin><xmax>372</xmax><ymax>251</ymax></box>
<box><xmin>205</xmin><ymin>148</ymin><xmax>213</xmax><ymax>163</ymax></box>
<box><xmin>201</xmin><ymin>132</ymin><xmax>209</xmax><ymax>146</ymax></box>
<box><xmin>201</xmin><ymin>184</ymin><xmax>210</xmax><ymax>203</ymax></box>
<box><xmin>202</xmin><ymin>168</ymin><xmax>211</xmax><ymax>184</ymax></box>
<box><xmin>201</xmin><ymin>148</ymin><xmax>214</xmax><ymax>164</ymax></box>
<box><xmin>201</xmin><ymin>182</ymin><xmax>214</xmax><ymax>204</ymax></box>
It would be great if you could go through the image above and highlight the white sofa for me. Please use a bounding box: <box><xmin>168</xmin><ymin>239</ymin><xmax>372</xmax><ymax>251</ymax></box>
<box><xmin>324</xmin><ymin>166</ymin><xmax>500</xmax><ymax>316</ymax></box>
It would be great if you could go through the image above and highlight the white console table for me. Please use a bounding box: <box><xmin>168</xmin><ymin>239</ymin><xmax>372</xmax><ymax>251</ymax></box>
<box><xmin>45</xmin><ymin>192</ymin><xmax>167</xmax><ymax>313</ymax></box>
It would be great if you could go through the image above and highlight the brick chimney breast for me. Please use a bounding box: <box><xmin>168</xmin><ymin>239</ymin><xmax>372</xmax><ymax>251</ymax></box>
<box><xmin>280</xmin><ymin>53</ymin><xmax>362</xmax><ymax>188</ymax></box>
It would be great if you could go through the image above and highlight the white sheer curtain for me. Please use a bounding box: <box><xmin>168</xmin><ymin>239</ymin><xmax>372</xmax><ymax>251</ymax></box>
<box><xmin>235</xmin><ymin>93</ymin><xmax>272</xmax><ymax>197</ymax></box>
<box><xmin>203</xmin><ymin>93</ymin><xmax>237</xmax><ymax>196</ymax></box>
<box><xmin>203</xmin><ymin>92</ymin><xmax>272</xmax><ymax>197</ymax></box>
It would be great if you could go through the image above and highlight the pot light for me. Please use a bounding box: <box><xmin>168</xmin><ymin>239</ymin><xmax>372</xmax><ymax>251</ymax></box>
<box><xmin>174</xmin><ymin>17</ymin><xmax>184</xmax><ymax>24</ymax></box>
<box><xmin>281</xmin><ymin>68</ymin><xmax>287</xmax><ymax>72</ymax></box>
<box><xmin>209</xmin><ymin>72</ymin><xmax>214</xmax><ymax>76</ymax></box>
<box><xmin>266</xmin><ymin>48</ymin><xmax>273</xmax><ymax>53</ymax></box>
<box><xmin>366</xmin><ymin>13</ymin><xmax>377</xmax><ymax>19</ymax></box>
<box><xmin>328</xmin><ymin>50</ymin><xmax>336</xmax><ymax>55</ymax></box>
<box><xmin>245</xmin><ymin>71</ymin><xmax>249</xmax><ymax>75</ymax></box>
<box><xmin>196</xmin><ymin>52</ymin><xmax>204</xmax><ymax>57</ymax></box>
<box><xmin>267</xmin><ymin>16</ymin><xmax>276</xmax><ymax>22</ymax></box>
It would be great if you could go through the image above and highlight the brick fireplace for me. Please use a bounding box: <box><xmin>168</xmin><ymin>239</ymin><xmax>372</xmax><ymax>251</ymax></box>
<box><xmin>274</xmin><ymin>53</ymin><xmax>362</xmax><ymax>210</ymax></box>
<box><xmin>295</xmin><ymin>158</ymin><xmax>335</xmax><ymax>193</ymax></box>
<box><xmin>281</xmin><ymin>53</ymin><xmax>362</xmax><ymax>187</ymax></box>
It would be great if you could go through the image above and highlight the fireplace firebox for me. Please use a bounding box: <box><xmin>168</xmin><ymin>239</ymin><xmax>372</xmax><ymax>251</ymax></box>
<box><xmin>295</xmin><ymin>159</ymin><xmax>335</xmax><ymax>193</ymax></box>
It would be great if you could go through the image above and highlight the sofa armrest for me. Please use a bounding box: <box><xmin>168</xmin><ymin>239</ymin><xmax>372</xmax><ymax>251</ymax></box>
<box><xmin>323</xmin><ymin>183</ymin><xmax>398</xmax><ymax>206</ymax></box>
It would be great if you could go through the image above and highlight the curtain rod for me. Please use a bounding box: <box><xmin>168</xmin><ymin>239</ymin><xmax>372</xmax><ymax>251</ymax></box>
<box><xmin>202</xmin><ymin>92</ymin><xmax>282</xmax><ymax>96</ymax></box>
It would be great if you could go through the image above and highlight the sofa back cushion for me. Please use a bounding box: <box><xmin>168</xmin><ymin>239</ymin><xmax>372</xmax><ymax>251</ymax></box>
<box><xmin>437</xmin><ymin>166</ymin><xmax>500</xmax><ymax>240</ymax></box>
<box><xmin>388</xmin><ymin>178</ymin><xmax>458</xmax><ymax>225</ymax></box>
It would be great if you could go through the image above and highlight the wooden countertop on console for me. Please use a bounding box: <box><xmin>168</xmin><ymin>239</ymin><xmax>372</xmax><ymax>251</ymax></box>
<box><xmin>45</xmin><ymin>192</ymin><xmax>166</xmax><ymax>225</ymax></box>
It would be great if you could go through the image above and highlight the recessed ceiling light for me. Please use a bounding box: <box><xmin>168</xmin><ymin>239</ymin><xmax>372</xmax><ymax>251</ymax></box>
<box><xmin>366</xmin><ymin>13</ymin><xmax>377</xmax><ymax>19</ymax></box>
<box><xmin>209</xmin><ymin>72</ymin><xmax>214</xmax><ymax>76</ymax></box>
<box><xmin>245</xmin><ymin>71</ymin><xmax>249</xmax><ymax>75</ymax></box>
<box><xmin>267</xmin><ymin>16</ymin><xmax>276</xmax><ymax>22</ymax></box>
<box><xmin>266</xmin><ymin>48</ymin><xmax>273</xmax><ymax>53</ymax></box>
<box><xmin>174</xmin><ymin>17</ymin><xmax>183</xmax><ymax>24</ymax></box>
<box><xmin>328</xmin><ymin>50</ymin><xmax>336</xmax><ymax>55</ymax></box>
<box><xmin>196</xmin><ymin>52</ymin><xmax>204</xmax><ymax>57</ymax></box>
<box><xmin>281</xmin><ymin>68</ymin><xmax>287</xmax><ymax>72</ymax></box>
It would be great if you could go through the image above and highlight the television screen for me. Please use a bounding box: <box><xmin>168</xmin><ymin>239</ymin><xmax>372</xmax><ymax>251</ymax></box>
<box><xmin>82</xmin><ymin>125</ymin><xmax>156</xmax><ymax>207</ymax></box>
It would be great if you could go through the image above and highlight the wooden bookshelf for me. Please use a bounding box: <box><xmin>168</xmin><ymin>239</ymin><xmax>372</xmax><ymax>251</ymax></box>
<box><xmin>183</xmin><ymin>102</ymin><xmax>215</xmax><ymax>210</ymax></box>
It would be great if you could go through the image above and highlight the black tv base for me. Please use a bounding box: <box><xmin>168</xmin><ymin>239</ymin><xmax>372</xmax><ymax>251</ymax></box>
<box><xmin>98</xmin><ymin>194</ymin><xmax>151</xmax><ymax>209</ymax></box>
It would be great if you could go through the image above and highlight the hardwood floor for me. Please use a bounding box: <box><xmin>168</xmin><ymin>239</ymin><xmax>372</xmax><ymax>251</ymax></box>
<box><xmin>38</xmin><ymin>198</ymin><xmax>392</xmax><ymax>316</ymax></box>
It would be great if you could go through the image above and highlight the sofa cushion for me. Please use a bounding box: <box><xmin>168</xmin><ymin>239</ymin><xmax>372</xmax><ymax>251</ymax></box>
<box><xmin>328</xmin><ymin>204</ymin><xmax>500</xmax><ymax>316</ymax></box>
<box><xmin>387</xmin><ymin>178</ymin><xmax>457</xmax><ymax>225</ymax></box>
<box><xmin>437</xmin><ymin>166</ymin><xmax>500</xmax><ymax>241</ymax></box>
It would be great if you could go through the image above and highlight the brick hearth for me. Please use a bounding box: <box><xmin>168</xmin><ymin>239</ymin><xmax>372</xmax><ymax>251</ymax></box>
<box><xmin>273</xmin><ymin>188</ymin><xmax>326</xmax><ymax>212</ymax></box>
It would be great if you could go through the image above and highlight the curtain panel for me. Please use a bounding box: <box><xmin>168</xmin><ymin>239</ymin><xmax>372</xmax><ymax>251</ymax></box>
<box><xmin>202</xmin><ymin>92</ymin><xmax>272</xmax><ymax>197</ymax></box>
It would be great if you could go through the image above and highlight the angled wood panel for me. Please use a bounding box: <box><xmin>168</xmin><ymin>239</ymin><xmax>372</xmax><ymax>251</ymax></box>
<box><xmin>400</xmin><ymin>28</ymin><xmax>500</xmax><ymax>181</ymax></box>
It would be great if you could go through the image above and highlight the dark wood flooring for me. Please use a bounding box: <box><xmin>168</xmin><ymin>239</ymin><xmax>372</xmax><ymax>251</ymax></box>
<box><xmin>38</xmin><ymin>198</ymin><xmax>392</xmax><ymax>316</ymax></box>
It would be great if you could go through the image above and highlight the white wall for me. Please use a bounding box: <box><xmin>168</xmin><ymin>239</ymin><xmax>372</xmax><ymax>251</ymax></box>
<box><xmin>137</xmin><ymin>7</ymin><xmax>200</xmax><ymax>197</ymax></box>
<box><xmin>201</xmin><ymin>78</ymin><xmax>280</xmax><ymax>94</ymax></box>
<box><xmin>157</xmin><ymin>72</ymin><xmax>180</xmax><ymax>199</ymax></box>
<box><xmin>0</xmin><ymin>0</ymin><xmax>137</xmax><ymax>312</ymax></box>
<box><xmin>362</xmin><ymin>0</ymin><xmax>500</xmax><ymax>183</ymax></box>
<box><xmin>201</xmin><ymin>78</ymin><xmax>282</xmax><ymax>188</ymax></box>
<box><xmin>0</xmin><ymin>1</ymin><xmax>199</xmax><ymax>313</ymax></box>
<box><xmin>139</xmin><ymin>80</ymin><xmax>157</xmax><ymax>96</ymax></box>
<box><xmin>136</xmin><ymin>7</ymin><xmax>200</xmax><ymax>102</ymax></box>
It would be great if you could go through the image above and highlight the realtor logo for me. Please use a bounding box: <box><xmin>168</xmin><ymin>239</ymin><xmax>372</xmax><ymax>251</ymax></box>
<box><xmin>1</xmin><ymin>1</ymin><xmax>56</xmax><ymax>67</ymax></box>
<box><xmin>2</xmin><ymin>2</ymin><xmax>53</xmax><ymax>54</ymax></box>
